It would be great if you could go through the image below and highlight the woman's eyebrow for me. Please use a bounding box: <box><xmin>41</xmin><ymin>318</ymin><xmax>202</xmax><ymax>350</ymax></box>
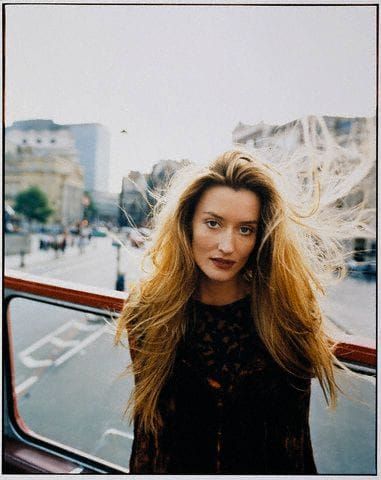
<box><xmin>202</xmin><ymin>211</ymin><xmax>258</xmax><ymax>224</ymax></box>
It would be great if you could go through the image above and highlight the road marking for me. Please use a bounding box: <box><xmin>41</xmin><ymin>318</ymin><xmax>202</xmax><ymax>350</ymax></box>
<box><xmin>15</xmin><ymin>376</ymin><xmax>38</xmax><ymax>395</ymax></box>
<box><xmin>19</xmin><ymin>320</ymin><xmax>74</xmax><ymax>357</ymax></box>
<box><xmin>103</xmin><ymin>428</ymin><xmax>134</xmax><ymax>440</ymax></box>
<box><xmin>72</xmin><ymin>320</ymin><xmax>102</xmax><ymax>332</ymax></box>
<box><xmin>20</xmin><ymin>357</ymin><xmax>53</xmax><ymax>368</ymax></box>
<box><xmin>19</xmin><ymin>319</ymin><xmax>101</xmax><ymax>369</ymax></box>
<box><xmin>49</xmin><ymin>337</ymin><xmax>80</xmax><ymax>348</ymax></box>
<box><xmin>54</xmin><ymin>326</ymin><xmax>107</xmax><ymax>366</ymax></box>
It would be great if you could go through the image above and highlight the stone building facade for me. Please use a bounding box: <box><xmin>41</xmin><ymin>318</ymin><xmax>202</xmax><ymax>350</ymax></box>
<box><xmin>232</xmin><ymin>115</ymin><xmax>375</xmax><ymax>209</ymax></box>
<box><xmin>232</xmin><ymin>115</ymin><xmax>376</xmax><ymax>256</ymax></box>
<box><xmin>5</xmin><ymin>120</ymin><xmax>84</xmax><ymax>226</ymax></box>
<box><xmin>120</xmin><ymin>159</ymin><xmax>189</xmax><ymax>227</ymax></box>
<box><xmin>119</xmin><ymin>170</ymin><xmax>149</xmax><ymax>227</ymax></box>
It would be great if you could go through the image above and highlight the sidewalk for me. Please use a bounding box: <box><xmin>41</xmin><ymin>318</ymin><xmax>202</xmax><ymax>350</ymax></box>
<box><xmin>5</xmin><ymin>236</ymin><xmax>103</xmax><ymax>272</ymax></box>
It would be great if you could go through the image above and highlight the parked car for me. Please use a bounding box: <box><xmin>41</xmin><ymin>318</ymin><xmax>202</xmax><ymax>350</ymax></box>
<box><xmin>91</xmin><ymin>227</ymin><xmax>108</xmax><ymax>237</ymax></box>
<box><xmin>346</xmin><ymin>259</ymin><xmax>376</xmax><ymax>276</ymax></box>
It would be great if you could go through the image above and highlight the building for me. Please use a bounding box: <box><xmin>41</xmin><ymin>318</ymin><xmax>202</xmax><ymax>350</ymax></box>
<box><xmin>68</xmin><ymin>123</ymin><xmax>110</xmax><ymax>193</ymax></box>
<box><xmin>233</xmin><ymin>118</ymin><xmax>301</xmax><ymax>152</ymax></box>
<box><xmin>5</xmin><ymin>120</ymin><xmax>84</xmax><ymax>226</ymax></box>
<box><xmin>7</xmin><ymin>119</ymin><xmax>111</xmax><ymax>192</ymax></box>
<box><xmin>233</xmin><ymin>115</ymin><xmax>375</xmax><ymax>157</ymax></box>
<box><xmin>146</xmin><ymin>159</ymin><xmax>190</xmax><ymax>201</ymax></box>
<box><xmin>232</xmin><ymin>115</ymin><xmax>375</xmax><ymax>204</ymax></box>
<box><xmin>232</xmin><ymin>115</ymin><xmax>376</xmax><ymax>256</ymax></box>
<box><xmin>120</xmin><ymin>159</ymin><xmax>189</xmax><ymax>227</ymax></box>
<box><xmin>119</xmin><ymin>171</ymin><xmax>148</xmax><ymax>227</ymax></box>
<box><xmin>91</xmin><ymin>190</ymin><xmax>120</xmax><ymax>224</ymax></box>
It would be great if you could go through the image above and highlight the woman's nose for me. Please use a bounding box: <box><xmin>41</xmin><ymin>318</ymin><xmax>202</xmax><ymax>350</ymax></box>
<box><xmin>218</xmin><ymin>231</ymin><xmax>235</xmax><ymax>254</ymax></box>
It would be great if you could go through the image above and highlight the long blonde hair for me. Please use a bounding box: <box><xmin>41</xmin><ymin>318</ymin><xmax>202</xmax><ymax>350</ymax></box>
<box><xmin>115</xmin><ymin>149</ymin><xmax>363</xmax><ymax>435</ymax></box>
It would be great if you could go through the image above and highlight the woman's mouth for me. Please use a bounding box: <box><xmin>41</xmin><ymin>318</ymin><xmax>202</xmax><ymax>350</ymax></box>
<box><xmin>210</xmin><ymin>258</ymin><xmax>236</xmax><ymax>270</ymax></box>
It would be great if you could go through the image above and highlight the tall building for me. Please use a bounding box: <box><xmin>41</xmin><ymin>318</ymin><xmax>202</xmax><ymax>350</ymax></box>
<box><xmin>68</xmin><ymin>123</ymin><xmax>110</xmax><ymax>192</ymax></box>
<box><xmin>5</xmin><ymin>119</ymin><xmax>84</xmax><ymax>226</ymax></box>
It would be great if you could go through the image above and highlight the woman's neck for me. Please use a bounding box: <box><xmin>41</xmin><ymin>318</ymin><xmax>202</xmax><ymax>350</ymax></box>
<box><xmin>196</xmin><ymin>276</ymin><xmax>249</xmax><ymax>306</ymax></box>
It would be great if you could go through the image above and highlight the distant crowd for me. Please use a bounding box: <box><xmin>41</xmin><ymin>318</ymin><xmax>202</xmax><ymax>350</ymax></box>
<box><xmin>39</xmin><ymin>226</ymin><xmax>93</xmax><ymax>254</ymax></box>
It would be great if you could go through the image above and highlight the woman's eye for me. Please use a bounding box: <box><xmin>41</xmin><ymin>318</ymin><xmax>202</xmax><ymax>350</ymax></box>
<box><xmin>206</xmin><ymin>220</ymin><xmax>220</xmax><ymax>229</ymax></box>
<box><xmin>240</xmin><ymin>226</ymin><xmax>254</xmax><ymax>235</ymax></box>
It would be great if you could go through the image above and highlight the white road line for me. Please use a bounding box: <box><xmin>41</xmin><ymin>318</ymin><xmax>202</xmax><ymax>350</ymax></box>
<box><xmin>19</xmin><ymin>320</ymin><xmax>74</xmax><ymax>357</ymax></box>
<box><xmin>103</xmin><ymin>428</ymin><xmax>134</xmax><ymax>440</ymax></box>
<box><xmin>20</xmin><ymin>356</ymin><xmax>53</xmax><ymax>368</ymax></box>
<box><xmin>15</xmin><ymin>376</ymin><xmax>38</xmax><ymax>395</ymax></box>
<box><xmin>49</xmin><ymin>337</ymin><xmax>80</xmax><ymax>348</ymax></box>
<box><xmin>54</xmin><ymin>326</ymin><xmax>107</xmax><ymax>367</ymax></box>
<box><xmin>72</xmin><ymin>320</ymin><xmax>102</xmax><ymax>332</ymax></box>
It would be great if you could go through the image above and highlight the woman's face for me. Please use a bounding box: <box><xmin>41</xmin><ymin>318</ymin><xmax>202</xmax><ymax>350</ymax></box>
<box><xmin>191</xmin><ymin>185</ymin><xmax>261</xmax><ymax>286</ymax></box>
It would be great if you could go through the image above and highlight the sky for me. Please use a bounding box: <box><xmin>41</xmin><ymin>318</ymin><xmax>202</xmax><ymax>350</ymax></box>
<box><xmin>5</xmin><ymin>3</ymin><xmax>377</xmax><ymax>193</ymax></box>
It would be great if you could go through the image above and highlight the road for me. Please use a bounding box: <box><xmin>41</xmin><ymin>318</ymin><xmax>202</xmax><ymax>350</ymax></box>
<box><xmin>4</xmin><ymin>234</ymin><xmax>376</xmax><ymax>472</ymax></box>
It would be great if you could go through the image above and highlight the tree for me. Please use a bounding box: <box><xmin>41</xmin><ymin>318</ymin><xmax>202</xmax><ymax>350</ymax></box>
<box><xmin>14</xmin><ymin>186</ymin><xmax>54</xmax><ymax>224</ymax></box>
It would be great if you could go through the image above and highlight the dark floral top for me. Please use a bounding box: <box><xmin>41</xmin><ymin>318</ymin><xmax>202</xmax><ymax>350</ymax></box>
<box><xmin>129</xmin><ymin>296</ymin><xmax>317</xmax><ymax>474</ymax></box>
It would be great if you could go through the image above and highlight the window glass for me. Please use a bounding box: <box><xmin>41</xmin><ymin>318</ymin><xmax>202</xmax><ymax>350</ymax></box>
<box><xmin>8</xmin><ymin>297</ymin><xmax>132</xmax><ymax>471</ymax></box>
<box><xmin>7</xmin><ymin>296</ymin><xmax>375</xmax><ymax>473</ymax></box>
<box><xmin>310</xmin><ymin>373</ymin><xmax>375</xmax><ymax>474</ymax></box>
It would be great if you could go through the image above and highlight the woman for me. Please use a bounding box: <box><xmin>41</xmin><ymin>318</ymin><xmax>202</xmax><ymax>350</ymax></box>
<box><xmin>116</xmin><ymin>150</ymin><xmax>341</xmax><ymax>474</ymax></box>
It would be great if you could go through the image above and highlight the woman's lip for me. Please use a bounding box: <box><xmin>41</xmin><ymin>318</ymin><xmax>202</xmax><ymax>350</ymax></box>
<box><xmin>210</xmin><ymin>258</ymin><xmax>236</xmax><ymax>269</ymax></box>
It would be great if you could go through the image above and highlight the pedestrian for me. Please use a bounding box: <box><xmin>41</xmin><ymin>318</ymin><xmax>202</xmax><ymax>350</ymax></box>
<box><xmin>78</xmin><ymin>232</ymin><xmax>86</xmax><ymax>254</ymax></box>
<box><xmin>61</xmin><ymin>235</ymin><xmax>67</xmax><ymax>253</ymax></box>
<box><xmin>115</xmin><ymin>150</ymin><xmax>352</xmax><ymax>474</ymax></box>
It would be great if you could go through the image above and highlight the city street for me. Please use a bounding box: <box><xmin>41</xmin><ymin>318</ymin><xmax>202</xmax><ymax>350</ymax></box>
<box><xmin>5</xmin><ymin>234</ymin><xmax>376</xmax><ymax>471</ymax></box>
<box><xmin>6</xmin><ymin>234</ymin><xmax>376</xmax><ymax>338</ymax></box>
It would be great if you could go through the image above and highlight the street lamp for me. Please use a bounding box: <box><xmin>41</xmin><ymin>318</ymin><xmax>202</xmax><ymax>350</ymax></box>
<box><xmin>112</xmin><ymin>239</ymin><xmax>125</xmax><ymax>291</ymax></box>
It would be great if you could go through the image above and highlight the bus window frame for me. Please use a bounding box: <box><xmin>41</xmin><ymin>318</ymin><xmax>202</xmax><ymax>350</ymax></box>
<box><xmin>4</xmin><ymin>271</ymin><xmax>129</xmax><ymax>474</ymax></box>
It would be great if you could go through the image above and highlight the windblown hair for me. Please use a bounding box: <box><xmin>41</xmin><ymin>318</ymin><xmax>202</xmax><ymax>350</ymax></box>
<box><xmin>115</xmin><ymin>147</ymin><xmax>370</xmax><ymax>435</ymax></box>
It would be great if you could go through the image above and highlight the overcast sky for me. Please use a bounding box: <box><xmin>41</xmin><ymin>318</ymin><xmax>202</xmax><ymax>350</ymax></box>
<box><xmin>5</xmin><ymin>4</ymin><xmax>376</xmax><ymax>192</ymax></box>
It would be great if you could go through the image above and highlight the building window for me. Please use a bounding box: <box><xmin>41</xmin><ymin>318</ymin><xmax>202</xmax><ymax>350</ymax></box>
<box><xmin>36</xmin><ymin>138</ymin><xmax>42</xmax><ymax>144</ymax></box>
<box><xmin>22</xmin><ymin>139</ymin><xmax>27</xmax><ymax>144</ymax></box>
<box><xmin>335</xmin><ymin>119</ymin><xmax>352</xmax><ymax>135</ymax></box>
<box><xmin>50</xmin><ymin>138</ymin><xmax>56</xmax><ymax>144</ymax></box>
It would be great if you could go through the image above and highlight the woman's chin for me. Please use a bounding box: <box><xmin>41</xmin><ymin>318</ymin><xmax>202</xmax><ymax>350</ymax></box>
<box><xmin>200</xmin><ymin>268</ymin><xmax>239</xmax><ymax>284</ymax></box>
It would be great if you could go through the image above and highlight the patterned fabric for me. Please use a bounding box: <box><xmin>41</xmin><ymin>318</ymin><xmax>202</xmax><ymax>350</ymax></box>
<box><xmin>130</xmin><ymin>296</ymin><xmax>317</xmax><ymax>474</ymax></box>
